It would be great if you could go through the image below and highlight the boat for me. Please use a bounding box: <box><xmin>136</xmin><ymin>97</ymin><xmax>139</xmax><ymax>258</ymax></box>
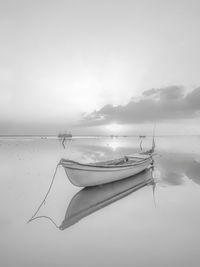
<box><xmin>27</xmin><ymin>131</ymin><xmax>156</xmax><ymax>227</ymax></box>
<box><xmin>60</xmin><ymin>152</ymin><xmax>153</xmax><ymax>187</ymax></box>
<box><xmin>60</xmin><ymin>168</ymin><xmax>153</xmax><ymax>230</ymax></box>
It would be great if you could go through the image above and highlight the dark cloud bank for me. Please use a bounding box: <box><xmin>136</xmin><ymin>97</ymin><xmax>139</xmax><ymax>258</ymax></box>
<box><xmin>81</xmin><ymin>86</ymin><xmax>200</xmax><ymax>125</ymax></box>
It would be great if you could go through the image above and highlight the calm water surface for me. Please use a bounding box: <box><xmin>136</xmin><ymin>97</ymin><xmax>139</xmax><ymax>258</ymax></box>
<box><xmin>0</xmin><ymin>136</ymin><xmax>200</xmax><ymax>267</ymax></box>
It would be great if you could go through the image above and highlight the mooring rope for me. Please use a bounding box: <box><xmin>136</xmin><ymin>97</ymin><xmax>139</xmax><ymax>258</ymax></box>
<box><xmin>27</xmin><ymin>215</ymin><xmax>60</xmax><ymax>228</ymax></box>
<box><xmin>27</xmin><ymin>160</ymin><xmax>62</xmax><ymax>224</ymax></box>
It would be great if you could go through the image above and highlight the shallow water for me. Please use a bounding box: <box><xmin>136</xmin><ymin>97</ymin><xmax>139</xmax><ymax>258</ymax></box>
<box><xmin>0</xmin><ymin>136</ymin><xmax>200</xmax><ymax>267</ymax></box>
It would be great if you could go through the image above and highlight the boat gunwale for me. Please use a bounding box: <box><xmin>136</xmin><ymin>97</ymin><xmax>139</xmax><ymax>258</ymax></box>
<box><xmin>60</xmin><ymin>157</ymin><xmax>151</xmax><ymax>169</ymax></box>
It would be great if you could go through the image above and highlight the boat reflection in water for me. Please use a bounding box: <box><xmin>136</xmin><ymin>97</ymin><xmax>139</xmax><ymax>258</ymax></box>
<box><xmin>59</xmin><ymin>168</ymin><xmax>154</xmax><ymax>230</ymax></box>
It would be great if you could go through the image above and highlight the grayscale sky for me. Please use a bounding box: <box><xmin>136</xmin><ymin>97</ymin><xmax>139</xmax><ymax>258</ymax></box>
<box><xmin>1</xmin><ymin>0</ymin><xmax>200</xmax><ymax>135</ymax></box>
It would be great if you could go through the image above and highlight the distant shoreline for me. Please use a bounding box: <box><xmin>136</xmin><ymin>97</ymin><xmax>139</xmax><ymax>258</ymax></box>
<box><xmin>0</xmin><ymin>134</ymin><xmax>199</xmax><ymax>138</ymax></box>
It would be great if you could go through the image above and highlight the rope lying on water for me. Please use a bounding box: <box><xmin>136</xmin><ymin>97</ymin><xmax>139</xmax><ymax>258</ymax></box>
<box><xmin>27</xmin><ymin>160</ymin><xmax>62</xmax><ymax>224</ymax></box>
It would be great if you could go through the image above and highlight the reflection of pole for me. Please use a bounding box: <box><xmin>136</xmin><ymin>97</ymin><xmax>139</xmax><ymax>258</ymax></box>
<box><xmin>62</xmin><ymin>137</ymin><xmax>66</xmax><ymax>149</ymax></box>
<box><xmin>140</xmin><ymin>139</ymin><xmax>143</xmax><ymax>151</ymax></box>
<box><xmin>61</xmin><ymin>137</ymin><xmax>72</xmax><ymax>150</ymax></box>
<box><xmin>152</xmin><ymin>180</ymin><xmax>156</xmax><ymax>208</ymax></box>
<box><xmin>150</xmin><ymin>165</ymin><xmax>157</xmax><ymax>208</ymax></box>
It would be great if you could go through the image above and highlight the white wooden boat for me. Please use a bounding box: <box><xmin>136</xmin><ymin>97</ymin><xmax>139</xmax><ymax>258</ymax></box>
<box><xmin>60</xmin><ymin>153</ymin><xmax>153</xmax><ymax>187</ymax></box>
<box><xmin>60</xmin><ymin>168</ymin><xmax>153</xmax><ymax>229</ymax></box>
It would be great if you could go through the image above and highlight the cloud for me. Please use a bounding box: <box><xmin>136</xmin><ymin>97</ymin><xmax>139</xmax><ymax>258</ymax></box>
<box><xmin>142</xmin><ymin>86</ymin><xmax>184</xmax><ymax>100</ymax></box>
<box><xmin>81</xmin><ymin>86</ymin><xmax>200</xmax><ymax>125</ymax></box>
<box><xmin>186</xmin><ymin>87</ymin><xmax>200</xmax><ymax>108</ymax></box>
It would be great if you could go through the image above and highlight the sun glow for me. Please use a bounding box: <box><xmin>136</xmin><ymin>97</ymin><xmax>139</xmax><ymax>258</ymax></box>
<box><xmin>106</xmin><ymin>123</ymin><xmax>122</xmax><ymax>132</ymax></box>
<box><xmin>108</xmin><ymin>140</ymin><xmax>120</xmax><ymax>151</ymax></box>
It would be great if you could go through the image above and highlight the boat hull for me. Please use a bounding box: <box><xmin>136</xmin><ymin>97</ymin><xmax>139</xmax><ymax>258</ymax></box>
<box><xmin>62</xmin><ymin>157</ymin><xmax>152</xmax><ymax>187</ymax></box>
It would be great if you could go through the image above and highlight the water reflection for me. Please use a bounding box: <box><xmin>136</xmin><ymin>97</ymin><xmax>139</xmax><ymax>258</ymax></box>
<box><xmin>60</xmin><ymin>168</ymin><xmax>153</xmax><ymax>230</ymax></box>
<box><xmin>30</xmin><ymin>168</ymin><xmax>154</xmax><ymax>230</ymax></box>
<box><xmin>27</xmin><ymin>139</ymin><xmax>200</xmax><ymax>232</ymax></box>
<box><xmin>2</xmin><ymin>137</ymin><xmax>200</xmax><ymax>267</ymax></box>
<box><xmin>108</xmin><ymin>138</ymin><xmax>120</xmax><ymax>151</ymax></box>
<box><xmin>139</xmin><ymin>135</ymin><xmax>146</xmax><ymax>151</ymax></box>
<box><xmin>58</xmin><ymin>137</ymin><xmax>72</xmax><ymax>149</ymax></box>
<box><xmin>156</xmin><ymin>153</ymin><xmax>200</xmax><ymax>186</ymax></box>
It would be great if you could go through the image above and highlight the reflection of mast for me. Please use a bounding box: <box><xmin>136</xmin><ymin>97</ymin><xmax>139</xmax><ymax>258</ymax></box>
<box><xmin>149</xmin><ymin>165</ymin><xmax>157</xmax><ymax>207</ymax></box>
<box><xmin>152</xmin><ymin>180</ymin><xmax>156</xmax><ymax>208</ymax></box>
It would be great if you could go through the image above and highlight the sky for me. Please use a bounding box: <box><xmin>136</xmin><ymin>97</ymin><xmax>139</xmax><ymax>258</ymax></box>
<box><xmin>1</xmin><ymin>0</ymin><xmax>200</xmax><ymax>135</ymax></box>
